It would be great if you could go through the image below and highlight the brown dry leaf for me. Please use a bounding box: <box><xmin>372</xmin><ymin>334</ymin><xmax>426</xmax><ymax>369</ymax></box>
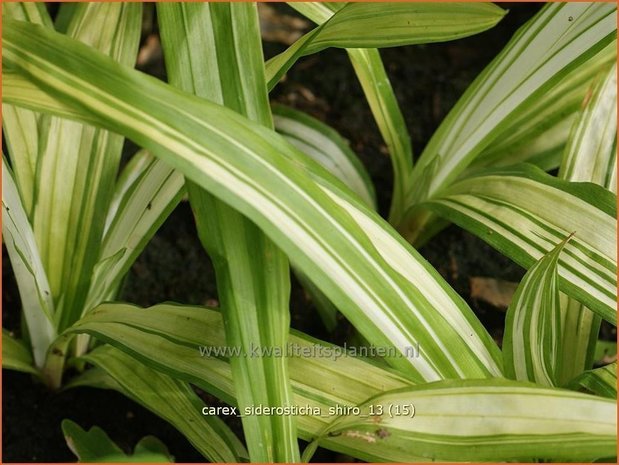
<box><xmin>469</xmin><ymin>277</ymin><xmax>518</xmax><ymax>310</ymax></box>
<box><xmin>137</xmin><ymin>34</ymin><xmax>161</xmax><ymax>67</ymax></box>
<box><xmin>600</xmin><ymin>353</ymin><xmax>618</xmax><ymax>365</ymax></box>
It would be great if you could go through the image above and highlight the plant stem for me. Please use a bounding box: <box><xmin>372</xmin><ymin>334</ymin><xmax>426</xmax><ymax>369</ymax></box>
<box><xmin>40</xmin><ymin>334</ymin><xmax>72</xmax><ymax>390</ymax></box>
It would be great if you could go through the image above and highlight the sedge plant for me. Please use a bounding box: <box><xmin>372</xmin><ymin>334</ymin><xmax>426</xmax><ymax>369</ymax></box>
<box><xmin>2</xmin><ymin>2</ymin><xmax>617</xmax><ymax>463</ymax></box>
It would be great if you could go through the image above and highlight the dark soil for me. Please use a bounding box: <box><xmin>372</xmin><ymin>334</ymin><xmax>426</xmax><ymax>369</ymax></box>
<box><xmin>7</xmin><ymin>3</ymin><xmax>611</xmax><ymax>463</ymax></box>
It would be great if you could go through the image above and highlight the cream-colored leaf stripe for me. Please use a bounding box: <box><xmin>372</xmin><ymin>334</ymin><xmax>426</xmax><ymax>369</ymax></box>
<box><xmin>85</xmin><ymin>151</ymin><xmax>185</xmax><ymax>311</ymax></box>
<box><xmin>68</xmin><ymin>303</ymin><xmax>616</xmax><ymax>463</ymax></box>
<box><xmin>4</xmin><ymin>19</ymin><xmax>502</xmax><ymax>381</ymax></box>
<box><xmin>503</xmin><ymin>238</ymin><xmax>570</xmax><ymax>386</ymax></box>
<box><xmin>158</xmin><ymin>3</ymin><xmax>300</xmax><ymax>461</ymax></box>
<box><xmin>402</xmin><ymin>3</ymin><xmax>616</xmax><ymax>244</ymax></box>
<box><xmin>427</xmin><ymin>165</ymin><xmax>617</xmax><ymax>324</ymax></box>
<box><xmin>408</xmin><ymin>3</ymin><xmax>616</xmax><ymax>202</ymax></box>
<box><xmin>560</xmin><ymin>62</ymin><xmax>617</xmax><ymax>192</ymax></box>
<box><xmin>2</xmin><ymin>160</ymin><xmax>56</xmax><ymax>367</ymax></box>
<box><xmin>273</xmin><ymin>104</ymin><xmax>376</xmax><ymax>209</ymax></box>
<box><xmin>308</xmin><ymin>380</ymin><xmax>616</xmax><ymax>462</ymax></box>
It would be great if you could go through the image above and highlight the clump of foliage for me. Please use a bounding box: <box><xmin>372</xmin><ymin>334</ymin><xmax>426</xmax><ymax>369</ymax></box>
<box><xmin>2</xmin><ymin>2</ymin><xmax>617</xmax><ymax>463</ymax></box>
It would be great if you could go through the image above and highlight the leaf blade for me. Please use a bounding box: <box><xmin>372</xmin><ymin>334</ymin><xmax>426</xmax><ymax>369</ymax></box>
<box><xmin>403</xmin><ymin>3</ymin><xmax>617</xmax><ymax>242</ymax></box>
<box><xmin>2</xmin><ymin>160</ymin><xmax>56</xmax><ymax>367</ymax></box>
<box><xmin>503</xmin><ymin>237</ymin><xmax>570</xmax><ymax>386</ymax></box>
<box><xmin>4</xmin><ymin>18</ymin><xmax>502</xmax><ymax>381</ymax></box>
<box><xmin>157</xmin><ymin>4</ymin><xmax>300</xmax><ymax>461</ymax></box>
<box><xmin>266</xmin><ymin>2</ymin><xmax>506</xmax><ymax>91</ymax></box>
<box><xmin>566</xmin><ymin>362</ymin><xmax>617</xmax><ymax>399</ymax></box>
<box><xmin>68</xmin><ymin>302</ymin><xmax>416</xmax><ymax>462</ymax></box>
<box><xmin>81</xmin><ymin>346</ymin><xmax>248</xmax><ymax>463</ymax></box>
<box><xmin>309</xmin><ymin>379</ymin><xmax>617</xmax><ymax>462</ymax></box>
<box><xmin>288</xmin><ymin>3</ymin><xmax>414</xmax><ymax>223</ymax></box>
<box><xmin>427</xmin><ymin>165</ymin><xmax>617</xmax><ymax>323</ymax></box>
<box><xmin>2</xmin><ymin>328</ymin><xmax>39</xmax><ymax>376</ymax></box>
<box><xmin>30</xmin><ymin>3</ymin><xmax>142</xmax><ymax>332</ymax></box>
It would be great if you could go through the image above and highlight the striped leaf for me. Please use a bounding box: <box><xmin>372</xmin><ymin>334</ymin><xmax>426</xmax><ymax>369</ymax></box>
<box><xmin>75</xmin><ymin>150</ymin><xmax>184</xmax><ymax>357</ymax></box>
<box><xmin>1</xmin><ymin>3</ymin><xmax>52</xmax><ymax>27</ymax></box>
<box><xmin>67</xmin><ymin>302</ymin><xmax>421</xmax><ymax>462</ymax></box>
<box><xmin>560</xmin><ymin>62</ymin><xmax>617</xmax><ymax>192</ymax></box>
<box><xmin>2</xmin><ymin>70</ymin><xmax>94</xmax><ymax>124</ymax></box>
<box><xmin>426</xmin><ymin>164</ymin><xmax>617</xmax><ymax>324</ymax></box>
<box><xmin>29</xmin><ymin>3</ymin><xmax>142</xmax><ymax>333</ymax></box>
<box><xmin>85</xmin><ymin>150</ymin><xmax>185</xmax><ymax>311</ymax></box>
<box><xmin>554</xmin><ymin>61</ymin><xmax>617</xmax><ymax>388</ymax></box>
<box><xmin>2</xmin><ymin>328</ymin><xmax>39</xmax><ymax>376</ymax></box>
<box><xmin>2</xmin><ymin>159</ymin><xmax>56</xmax><ymax>367</ymax></box>
<box><xmin>304</xmin><ymin>379</ymin><xmax>617</xmax><ymax>462</ymax></box>
<box><xmin>273</xmin><ymin>104</ymin><xmax>375</xmax><ymax>208</ymax></box>
<box><xmin>273</xmin><ymin>103</ymin><xmax>375</xmax><ymax>330</ymax></box>
<box><xmin>471</xmin><ymin>116</ymin><xmax>574</xmax><ymax>173</ymax></box>
<box><xmin>2</xmin><ymin>2</ymin><xmax>52</xmax><ymax>216</ymax></box>
<box><xmin>266</xmin><ymin>3</ymin><xmax>506</xmax><ymax>91</ymax></box>
<box><xmin>403</xmin><ymin>3</ymin><xmax>617</xmax><ymax>242</ymax></box>
<box><xmin>556</xmin><ymin>293</ymin><xmax>602</xmax><ymax>386</ymax></box>
<box><xmin>287</xmin><ymin>2</ymin><xmax>413</xmax><ymax>223</ymax></box>
<box><xmin>473</xmin><ymin>42</ymin><xmax>617</xmax><ymax>171</ymax></box>
<box><xmin>157</xmin><ymin>4</ymin><xmax>299</xmax><ymax>461</ymax></box>
<box><xmin>4</xmin><ymin>18</ymin><xmax>503</xmax><ymax>381</ymax></box>
<box><xmin>68</xmin><ymin>303</ymin><xmax>619</xmax><ymax>461</ymax></box>
<box><xmin>567</xmin><ymin>362</ymin><xmax>617</xmax><ymax>399</ymax></box>
<box><xmin>81</xmin><ymin>346</ymin><xmax>248</xmax><ymax>463</ymax></box>
<box><xmin>503</xmin><ymin>237</ymin><xmax>570</xmax><ymax>386</ymax></box>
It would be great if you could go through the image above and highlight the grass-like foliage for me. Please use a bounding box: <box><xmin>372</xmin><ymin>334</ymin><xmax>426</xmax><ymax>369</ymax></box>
<box><xmin>2</xmin><ymin>2</ymin><xmax>617</xmax><ymax>463</ymax></box>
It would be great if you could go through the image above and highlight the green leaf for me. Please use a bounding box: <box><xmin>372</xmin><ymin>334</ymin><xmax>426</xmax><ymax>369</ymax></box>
<box><xmin>85</xmin><ymin>150</ymin><xmax>185</xmax><ymax>310</ymax></box>
<box><xmin>2</xmin><ymin>2</ymin><xmax>52</xmax><ymax>216</ymax></box>
<box><xmin>470</xmin><ymin>116</ymin><xmax>574</xmax><ymax>172</ymax></box>
<box><xmin>566</xmin><ymin>362</ymin><xmax>617</xmax><ymax>399</ymax></box>
<box><xmin>594</xmin><ymin>340</ymin><xmax>617</xmax><ymax>363</ymax></box>
<box><xmin>157</xmin><ymin>4</ymin><xmax>299</xmax><ymax>462</ymax></box>
<box><xmin>503</xmin><ymin>237</ymin><xmax>571</xmax><ymax>386</ymax></box>
<box><xmin>2</xmin><ymin>328</ymin><xmax>39</xmax><ymax>376</ymax></box>
<box><xmin>68</xmin><ymin>302</ymin><xmax>418</xmax><ymax>462</ymax></box>
<box><xmin>287</xmin><ymin>2</ymin><xmax>413</xmax><ymax>222</ymax></box>
<box><xmin>273</xmin><ymin>104</ymin><xmax>376</xmax><ymax>209</ymax></box>
<box><xmin>4</xmin><ymin>18</ymin><xmax>503</xmax><ymax>381</ymax></box>
<box><xmin>403</xmin><ymin>3</ymin><xmax>617</xmax><ymax>241</ymax></box>
<box><xmin>81</xmin><ymin>346</ymin><xmax>248</xmax><ymax>463</ymax></box>
<box><xmin>426</xmin><ymin>164</ymin><xmax>617</xmax><ymax>324</ymax></box>
<box><xmin>272</xmin><ymin>103</ymin><xmax>378</xmax><ymax>331</ymax></box>
<box><xmin>554</xmin><ymin>61</ymin><xmax>618</xmax><ymax>388</ymax></box>
<box><xmin>28</xmin><ymin>3</ymin><xmax>142</xmax><ymax>332</ymax></box>
<box><xmin>2</xmin><ymin>159</ymin><xmax>56</xmax><ymax>367</ymax></box>
<box><xmin>76</xmin><ymin>149</ymin><xmax>184</xmax><ymax>357</ymax></box>
<box><xmin>347</xmin><ymin>49</ymin><xmax>412</xmax><ymax>223</ymax></box>
<box><xmin>560</xmin><ymin>63</ymin><xmax>617</xmax><ymax>192</ymax></box>
<box><xmin>266</xmin><ymin>2</ymin><xmax>506</xmax><ymax>91</ymax></box>
<box><xmin>54</xmin><ymin>3</ymin><xmax>78</xmax><ymax>33</ymax></box>
<box><xmin>62</xmin><ymin>366</ymin><xmax>121</xmax><ymax>392</ymax></box>
<box><xmin>556</xmin><ymin>293</ymin><xmax>602</xmax><ymax>386</ymax></box>
<box><xmin>62</xmin><ymin>419</ymin><xmax>173</xmax><ymax>463</ymax></box>
<box><xmin>2</xmin><ymin>2</ymin><xmax>52</xmax><ymax>26</ymax></box>
<box><xmin>304</xmin><ymin>379</ymin><xmax>617</xmax><ymax>462</ymax></box>
<box><xmin>473</xmin><ymin>42</ymin><xmax>617</xmax><ymax>171</ymax></box>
